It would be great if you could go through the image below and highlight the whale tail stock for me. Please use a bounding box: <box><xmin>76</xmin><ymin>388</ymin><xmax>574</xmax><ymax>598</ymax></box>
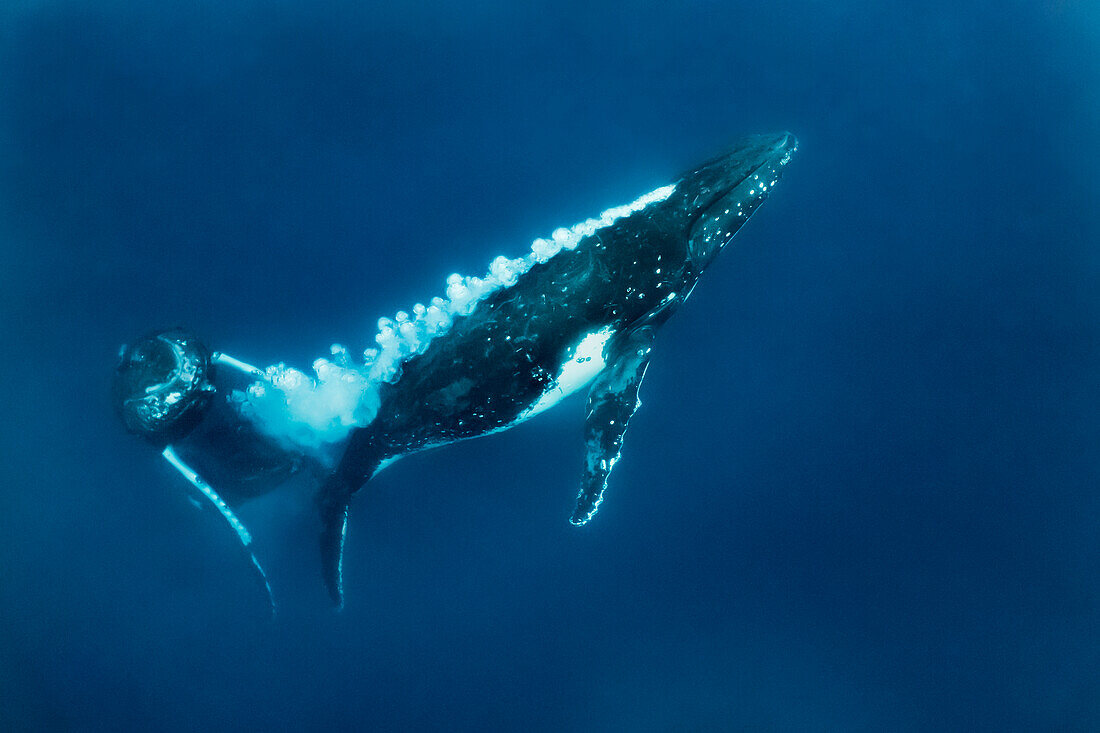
<box><xmin>316</xmin><ymin>435</ymin><xmax>383</xmax><ymax>608</ymax></box>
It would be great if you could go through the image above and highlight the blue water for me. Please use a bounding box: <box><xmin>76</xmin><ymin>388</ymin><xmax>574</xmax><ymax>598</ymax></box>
<box><xmin>2</xmin><ymin>2</ymin><xmax>1098</xmax><ymax>730</ymax></box>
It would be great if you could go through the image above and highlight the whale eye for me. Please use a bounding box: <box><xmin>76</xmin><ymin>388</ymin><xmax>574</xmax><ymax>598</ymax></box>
<box><xmin>113</xmin><ymin>329</ymin><xmax>213</xmax><ymax>444</ymax></box>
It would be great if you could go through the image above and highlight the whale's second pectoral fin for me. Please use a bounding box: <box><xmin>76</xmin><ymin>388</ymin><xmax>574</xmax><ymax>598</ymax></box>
<box><xmin>162</xmin><ymin>445</ymin><xmax>276</xmax><ymax>616</ymax></box>
<box><xmin>570</xmin><ymin>326</ymin><xmax>656</xmax><ymax>526</ymax></box>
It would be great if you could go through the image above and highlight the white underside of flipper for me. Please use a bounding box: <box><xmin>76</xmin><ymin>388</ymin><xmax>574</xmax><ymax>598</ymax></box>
<box><xmin>162</xmin><ymin>445</ymin><xmax>276</xmax><ymax>616</ymax></box>
<box><xmin>212</xmin><ymin>351</ymin><xmax>265</xmax><ymax>379</ymax></box>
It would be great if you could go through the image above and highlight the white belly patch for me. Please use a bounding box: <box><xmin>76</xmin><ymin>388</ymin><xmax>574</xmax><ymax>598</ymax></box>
<box><xmin>522</xmin><ymin>326</ymin><xmax>616</xmax><ymax>421</ymax></box>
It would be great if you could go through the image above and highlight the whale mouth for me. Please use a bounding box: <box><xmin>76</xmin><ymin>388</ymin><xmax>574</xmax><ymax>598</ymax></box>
<box><xmin>682</xmin><ymin>132</ymin><xmax>795</xmax><ymax>182</ymax></box>
<box><xmin>709</xmin><ymin>132</ymin><xmax>796</xmax><ymax>205</ymax></box>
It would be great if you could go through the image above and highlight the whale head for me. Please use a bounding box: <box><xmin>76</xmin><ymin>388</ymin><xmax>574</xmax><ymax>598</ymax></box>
<box><xmin>677</xmin><ymin>132</ymin><xmax>797</xmax><ymax>265</ymax></box>
<box><xmin>113</xmin><ymin>328</ymin><xmax>215</xmax><ymax>445</ymax></box>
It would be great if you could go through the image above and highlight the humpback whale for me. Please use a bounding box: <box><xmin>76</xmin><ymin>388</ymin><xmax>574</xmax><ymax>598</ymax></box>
<box><xmin>113</xmin><ymin>132</ymin><xmax>797</xmax><ymax>609</ymax></box>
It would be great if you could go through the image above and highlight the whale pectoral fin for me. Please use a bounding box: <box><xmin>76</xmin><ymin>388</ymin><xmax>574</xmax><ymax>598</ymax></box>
<box><xmin>570</xmin><ymin>326</ymin><xmax>656</xmax><ymax>526</ymax></box>
<box><xmin>317</xmin><ymin>473</ymin><xmax>355</xmax><ymax>609</ymax></box>
<box><xmin>162</xmin><ymin>445</ymin><xmax>277</xmax><ymax>616</ymax></box>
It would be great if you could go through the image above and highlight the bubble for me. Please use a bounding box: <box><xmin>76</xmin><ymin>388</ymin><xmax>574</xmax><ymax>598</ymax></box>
<box><xmin>240</xmin><ymin>182</ymin><xmax>678</xmax><ymax>454</ymax></box>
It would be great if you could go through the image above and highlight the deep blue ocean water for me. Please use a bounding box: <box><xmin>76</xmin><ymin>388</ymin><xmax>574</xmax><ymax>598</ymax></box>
<box><xmin>2</xmin><ymin>2</ymin><xmax>1098</xmax><ymax>730</ymax></box>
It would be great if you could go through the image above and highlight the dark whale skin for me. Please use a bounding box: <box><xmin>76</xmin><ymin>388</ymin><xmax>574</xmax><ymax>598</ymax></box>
<box><xmin>320</xmin><ymin>132</ymin><xmax>798</xmax><ymax>605</ymax></box>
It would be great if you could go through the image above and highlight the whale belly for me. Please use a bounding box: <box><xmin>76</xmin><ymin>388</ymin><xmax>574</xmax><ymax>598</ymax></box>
<box><xmin>519</xmin><ymin>325</ymin><xmax>616</xmax><ymax>422</ymax></box>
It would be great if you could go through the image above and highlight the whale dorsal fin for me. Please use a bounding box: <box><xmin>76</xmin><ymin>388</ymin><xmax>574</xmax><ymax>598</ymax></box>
<box><xmin>570</xmin><ymin>325</ymin><xmax>656</xmax><ymax>525</ymax></box>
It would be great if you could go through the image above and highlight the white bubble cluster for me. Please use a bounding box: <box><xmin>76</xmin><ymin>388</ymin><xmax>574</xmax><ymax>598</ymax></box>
<box><xmin>240</xmin><ymin>183</ymin><xmax>677</xmax><ymax>454</ymax></box>
<box><xmin>239</xmin><ymin>346</ymin><xmax>379</xmax><ymax>450</ymax></box>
